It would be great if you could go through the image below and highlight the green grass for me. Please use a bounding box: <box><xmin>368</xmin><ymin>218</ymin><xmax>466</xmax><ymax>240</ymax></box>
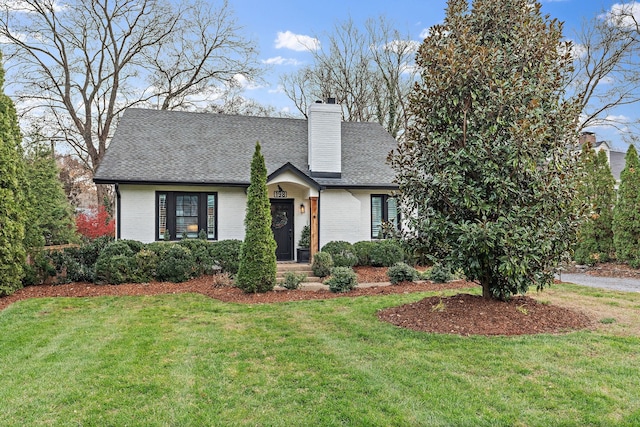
<box><xmin>1</xmin><ymin>286</ymin><xmax>640</xmax><ymax>426</ymax></box>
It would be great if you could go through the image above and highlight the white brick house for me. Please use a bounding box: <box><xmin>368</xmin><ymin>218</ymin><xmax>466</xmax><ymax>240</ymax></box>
<box><xmin>94</xmin><ymin>101</ymin><xmax>400</xmax><ymax>261</ymax></box>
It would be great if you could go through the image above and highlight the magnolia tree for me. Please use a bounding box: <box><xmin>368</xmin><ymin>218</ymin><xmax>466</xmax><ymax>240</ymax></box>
<box><xmin>391</xmin><ymin>0</ymin><xmax>581</xmax><ymax>300</ymax></box>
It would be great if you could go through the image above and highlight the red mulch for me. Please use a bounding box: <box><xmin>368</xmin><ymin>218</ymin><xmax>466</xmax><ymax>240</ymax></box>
<box><xmin>0</xmin><ymin>266</ymin><xmax>593</xmax><ymax>336</ymax></box>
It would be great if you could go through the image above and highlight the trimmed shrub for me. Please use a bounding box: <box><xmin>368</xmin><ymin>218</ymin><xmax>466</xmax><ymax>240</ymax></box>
<box><xmin>95</xmin><ymin>254</ymin><xmax>135</xmax><ymax>285</ymax></box>
<box><xmin>326</xmin><ymin>267</ymin><xmax>358</xmax><ymax>293</ymax></box>
<box><xmin>426</xmin><ymin>263</ymin><xmax>453</xmax><ymax>283</ymax></box>
<box><xmin>146</xmin><ymin>241</ymin><xmax>171</xmax><ymax>258</ymax></box>
<box><xmin>132</xmin><ymin>249</ymin><xmax>158</xmax><ymax>283</ymax></box>
<box><xmin>78</xmin><ymin>235</ymin><xmax>114</xmax><ymax>267</ymax></box>
<box><xmin>321</xmin><ymin>241</ymin><xmax>357</xmax><ymax>267</ymax></box>
<box><xmin>369</xmin><ymin>240</ymin><xmax>404</xmax><ymax>267</ymax></box>
<box><xmin>209</xmin><ymin>239</ymin><xmax>242</xmax><ymax>275</ymax></box>
<box><xmin>179</xmin><ymin>239</ymin><xmax>214</xmax><ymax>275</ymax></box>
<box><xmin>95</xmin><ymin>241</ymin><xmax>136</xmax><ymax>284</ymax></box>
<box><xmin>312</xmin><ymin>251</ymin><xmax>333</xmax><ymax>278</ymax></box>
<box><xmin>281</xmin><ymin>271</ymin><xmax>307</xmax><ymax>290</ymax></box>
<box><xmin>353</xmin><ymin>241</ymin><xmax>376</xmax><ymax>266</ymax></box>
<box><xmin>119</xmin><ymin>239</ymin><xmax>145</xmax><ymax>254</ymax></box>
<box><xmin>156</xmin><ymin>244</ymin><xmax>196</xmax><ymax>283</ymax></box>
<box><xmin>387</xmin><ymin>262</ymin><xmax>419</xmax><ymax>284</ymax></box>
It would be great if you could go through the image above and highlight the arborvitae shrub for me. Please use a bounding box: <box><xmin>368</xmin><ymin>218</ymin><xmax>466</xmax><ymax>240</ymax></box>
<box><xmin>157</xmin><ymin>244</ymin><xmax>195</xmax><ymax>283</ymax></box>
<box><xmin>236</xmin><ymin>143</ymin><xmax>277</xmax><ymax>293</ymax></box>
<box><xmin>387</xmin><ymin>262</ymin><xmax>419</xmax><ymax>284</ymax></box>
<box><xmin>613</xmin><ymin>145</ymin><xmax>640</xmax><ymax>267</ymax></box>
<box><xmin>321</xmin><ymin>241</ymin><xmax>357</xmax><ymax>267</ymax></box>
<box><xmin>326</xmin><ymin>267</ymin><xmax>358</xmax><ymax>293</ymax></box>
<box><xmin>312</xmin><ymin>251</ymin><xmax>333</xmax><ymax>277</ymax></box>
<box><xmin>353</xmin><ymin>241</ymin><xmax>376</xmax><ymax>266</ymax></box>
<box><xmin>369</xmin><ymin>240</ymin><xmax>404</xmax><ymax>267</ymax></box>
<box><xmin>209</xmin><ymin>239</ymin><xmax>243</xmax><ymax>275</ymax></box>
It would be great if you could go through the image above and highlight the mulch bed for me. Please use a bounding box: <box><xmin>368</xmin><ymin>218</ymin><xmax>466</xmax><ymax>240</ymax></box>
<box><xmin>378</xmin><ymin>293</ymin><xmax>592</xmax><ymax>336</ymax></box>
<box><xmin>0</xmin><ymin>266</ymin><xmax>594</xmax><ymax>336</ymax></box>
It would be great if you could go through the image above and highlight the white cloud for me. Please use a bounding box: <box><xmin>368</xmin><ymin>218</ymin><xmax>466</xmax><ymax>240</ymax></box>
<box><xmin>233</xmin><ymin>73</ymin><xmax>262</xmax><ymax>90</ymax></box>
<box><xmin>261</xmin><ymin>56</ymin><xmax>302</xmax><ymax>66</ymax></box>
<box><xmin>568</xmin><ymin>41</ymin><xmax>587</xmax><ymax>59</ymax></box>
<box><xmin>268</xmin><ymin>85</ymin><xmax>285</xmax><ymax>94</ymax></box>
<box><xmin>583</xmin><ymin>114</ymin><xmax>631</xmax><ymax>130</ymax></box>
<box><xmin>419</xmin><ymin>28</ymin><xmax>430</xmax><ymax>39</ymax></box>
<box><xmin>601</xmin><ymin>2</ymin><xmax>640</xmax><ymax>29</ymax></box>
<box><xmin>379</xmin><ymin>39</ymin><xmax>421</xmax><ymax>54</ymax></box>
<box><xmin>274</xmin><ymin>31</ymin><xmax>319</xmax><ymax>52</ymax></box>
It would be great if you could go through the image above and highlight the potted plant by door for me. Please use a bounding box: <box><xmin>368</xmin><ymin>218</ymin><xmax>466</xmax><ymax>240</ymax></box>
<box><xmin>297</xmin><ymin>225</ymin><xmax>311</xmax><ymax>263</ymax></box>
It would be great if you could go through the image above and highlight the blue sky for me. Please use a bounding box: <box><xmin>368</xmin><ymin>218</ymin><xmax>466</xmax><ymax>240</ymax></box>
<box><xmin>230</xmin><ymin>0</ymin><xmax>637</xmax><ymax>150</ymax></box>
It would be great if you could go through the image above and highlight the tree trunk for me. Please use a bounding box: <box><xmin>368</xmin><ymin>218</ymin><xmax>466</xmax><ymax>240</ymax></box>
<box><xmin>96</xmin><ymin>184</ymin><xmax>114</xmax><ymax>214</ymax></box>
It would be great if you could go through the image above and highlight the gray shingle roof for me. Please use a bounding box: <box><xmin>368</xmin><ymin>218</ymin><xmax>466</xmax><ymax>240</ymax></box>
<box><xmin>94</xmin><ymin>108</ymin><xmax>398</xmax><ymax>188</ymax></box>
<box><xmin>609</xmin><ymin>150</ymin><xmax>626</xmax><ymax>181</ymax></box>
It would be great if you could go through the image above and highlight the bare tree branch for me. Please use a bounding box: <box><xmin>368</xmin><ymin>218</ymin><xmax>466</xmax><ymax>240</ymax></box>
<box><xmin>0</xmin><ymin>0</ymin><xmax>261</xmax><ymax>204</ymax></box>
<box><xmin>279</xmin><ymin>16</ymin><xmax>417</xmax><ymax>140</ymax></box>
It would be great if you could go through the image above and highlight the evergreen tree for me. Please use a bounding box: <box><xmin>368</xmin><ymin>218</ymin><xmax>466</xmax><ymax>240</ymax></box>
<box><xmin>574</xmin><ymin>146</ymin><xmax>615</xmax><ymax>265</ymax></box>
<box><xmin>390</xmin><ymin>0</ymin><xmax>580</xmax><ymax>300</ymax></box>
<box><xmin>0</xmin><ymin>52</ymin><xmax>28</xmax><ymax>296</ymax></box>
<box><xmin>613</xmin><ymin>145</ymin><xmax>640</xmax><ymax>267</ymax></box>
<box><xmin>23</xmin><ymin>141</ymin><xmax>78</xmax><ymax>247</ymax></box>
<box><xmin>236</xmin><ymin>142</ymin><xmax>277</xmax><ymax>293</ymax></box>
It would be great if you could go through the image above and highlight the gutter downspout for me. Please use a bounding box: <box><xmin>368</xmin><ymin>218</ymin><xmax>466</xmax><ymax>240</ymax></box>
<box><xmin>115</xmin><ymin>183</ymin><xmax>121</xmax><ymax>240</ymax></box>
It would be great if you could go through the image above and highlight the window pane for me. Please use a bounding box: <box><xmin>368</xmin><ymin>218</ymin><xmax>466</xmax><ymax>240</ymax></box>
<box><xmin>158</xmin><ymin>193</ymin><xmax>167</xmax><ymax>238</ymax></box>
<box><xmin>371</xmin><ymin>196</ymin><xmax>383</xmax><ymax>238</ymax></box>
<box><xmin>207</xmin><ymin>194</ymin><xmax>216</xmax><ymax>239</ymax></box>
<box><xmin>387</xmin><ymin>197</ymin><xmax>398</xmax><ymax>229</ymax></box>
<box><xmin>176</xmin><ymin>194</ymin><xmax>199</xmax><ymax>238</ymax></box>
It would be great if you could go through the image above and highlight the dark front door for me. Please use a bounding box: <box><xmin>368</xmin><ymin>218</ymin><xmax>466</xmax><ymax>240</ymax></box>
<box><xmin>271</xmin><ymin>200</ymin><xmax>294</xmax><ymax>261</ymax></box>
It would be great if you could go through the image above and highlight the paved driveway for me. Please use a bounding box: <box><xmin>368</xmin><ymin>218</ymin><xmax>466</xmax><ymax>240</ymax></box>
<box><xmin>557</xmin><ymin>273</ymin><xmax>640</xmax><ymax>293</ymax></box>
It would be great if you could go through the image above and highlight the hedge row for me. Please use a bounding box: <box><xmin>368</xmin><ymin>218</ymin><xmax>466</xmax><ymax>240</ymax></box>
<box><xmin>24</xmin><ymin>237</ymin><xmax>242</xmax><ymax>285</ymax></box>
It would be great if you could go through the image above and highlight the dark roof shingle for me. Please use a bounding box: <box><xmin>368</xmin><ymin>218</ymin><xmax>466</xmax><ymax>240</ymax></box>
<box><xmin>94</xmin><ymin>108</ymin><xmax>397</xmax><ymax>188</ymax></box>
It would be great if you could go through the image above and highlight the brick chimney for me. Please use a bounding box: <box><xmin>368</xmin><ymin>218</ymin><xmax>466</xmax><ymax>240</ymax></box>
<box><xmin>579</xmin><ymin>131</ymin><xmax>596</xmax><ymax>148</ymax></box>
<box><xmin>308</xmin><ymin>98</ymin><xmax>342</xmax><ymax>178</ymax></box>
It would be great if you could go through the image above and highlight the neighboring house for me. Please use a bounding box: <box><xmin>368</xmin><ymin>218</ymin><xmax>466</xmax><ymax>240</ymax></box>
<box><xmin>93</xmin><ymin>100</ymin><xmax>399</xmax><ymax>261</ymax></box>
<box><xmin>579</xmin><ymin>131</ymin><xmax>626</xmax><ymax>183</ymax></box>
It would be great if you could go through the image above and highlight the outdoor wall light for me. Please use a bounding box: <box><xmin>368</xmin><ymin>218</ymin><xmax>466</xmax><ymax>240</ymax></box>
<box><xmin>300</xmin><ymin>203</ymin><xmax>306</xmax><ymax>214</ymax></box>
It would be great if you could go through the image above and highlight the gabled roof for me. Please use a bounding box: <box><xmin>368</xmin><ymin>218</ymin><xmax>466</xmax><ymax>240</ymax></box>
<box><xmin>94</xmin><ymin>108</ymin><xmax>398</xmax><ymax>189</ymax></box>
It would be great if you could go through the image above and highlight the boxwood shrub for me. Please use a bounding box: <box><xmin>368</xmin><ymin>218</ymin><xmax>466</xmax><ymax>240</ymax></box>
<box><xmin>312</xmin><ymin>251</ymin><xmax>333</xmax><ymax>278</ymax></box>
<box><xmin>321</xmin><ymin>241</ymin><xmax>357</xmax><ymax>267</ymax></box>
<box><xmin>369</xmin><ymin>240</ymin><xmax>404</xmax><ymax>267</ymax></box>
<box><xmin>209</xmin><ymin>239</ymin><xmax>243</xmax><ymax>275</ymax></box>
<box><xmin>387</xmin><ymin>262</ymin><xmax>419</xmax><ymax>284</ymax></box>
<box><xmin>353</xmin><ymin>241</ymin><xmax>376</xmax><ymax>266</ymax></box>
<box><xmin>326</xmin><ymin>266</ymin><xmax>358</xmax><ymax>293</ymax></box>
<box><xmin>156</xmin><ymin>244</ymin><xmax>196</xmax><ymax>283</ymax></box>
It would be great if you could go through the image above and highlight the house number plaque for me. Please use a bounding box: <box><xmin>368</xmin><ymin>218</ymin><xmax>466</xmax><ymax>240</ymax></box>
<box><xmin>273</xmin><ymin>185</ymin><xmax>287</xmax><ymax>198</ymax></box>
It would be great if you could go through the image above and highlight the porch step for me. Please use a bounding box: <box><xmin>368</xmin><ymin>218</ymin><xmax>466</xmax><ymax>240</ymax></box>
<box><xmin>276</xmin><ymin>263</ymin><xmax>320</xmax><ymax>282</ymax></box>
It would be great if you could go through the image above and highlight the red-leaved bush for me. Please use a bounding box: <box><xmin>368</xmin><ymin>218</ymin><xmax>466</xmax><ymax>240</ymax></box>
<box><xmin>76</xmin><ymin>205</ymin><xmax>115</xmax><ymax>239</ymax></box>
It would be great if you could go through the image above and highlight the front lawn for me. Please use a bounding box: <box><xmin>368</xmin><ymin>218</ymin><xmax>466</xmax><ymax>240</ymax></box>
<box><xmin>1</xmin><ymin>285</ymin><xmax>639</xmax><ymax>426</ymax></box>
